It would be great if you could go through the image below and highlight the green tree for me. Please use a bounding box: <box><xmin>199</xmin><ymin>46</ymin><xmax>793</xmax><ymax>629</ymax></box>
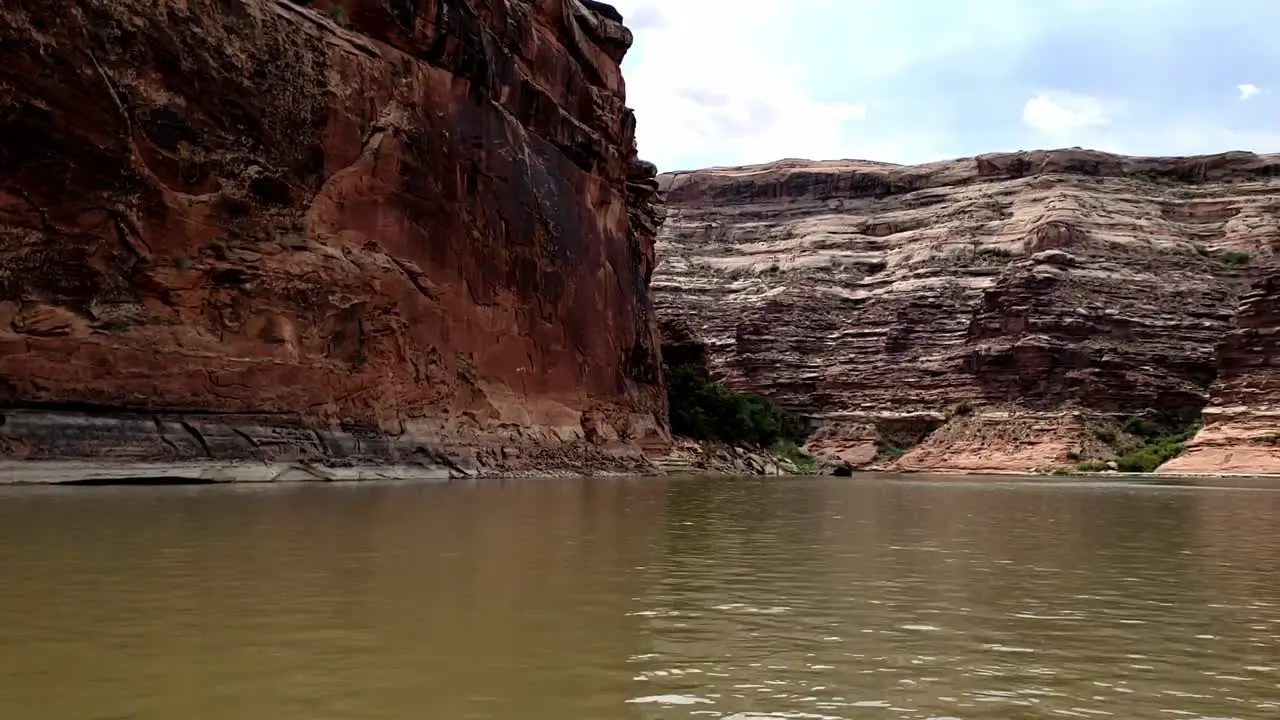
<box><xmin>665</xmin><ymin>363</ymin><xmax>807</xmax><ymax>447</ymax></box>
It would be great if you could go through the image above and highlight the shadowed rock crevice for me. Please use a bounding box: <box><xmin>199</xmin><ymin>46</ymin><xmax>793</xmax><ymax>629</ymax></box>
<box><xmin>651</xmin><ymin>318</ymin><xmax>816</xmax><ymax>476</ymax></box>
<box><xmin>1161</xmin><ymin>272</ymin><xmax>1280</xmax><ymax>474</ymax></box>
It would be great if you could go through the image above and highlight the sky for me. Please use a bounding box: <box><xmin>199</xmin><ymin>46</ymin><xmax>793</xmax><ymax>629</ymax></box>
<box><xmin>606</xmin><ymin>0</ymin><xmax>1280</xmax><ymax>172</ymax></box>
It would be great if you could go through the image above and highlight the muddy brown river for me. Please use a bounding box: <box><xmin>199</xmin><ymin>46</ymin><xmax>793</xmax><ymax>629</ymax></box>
<box><xmin>1</xmin><ymin>475</ymin><xmax>1278</xmax><ymax>719</ymax></box>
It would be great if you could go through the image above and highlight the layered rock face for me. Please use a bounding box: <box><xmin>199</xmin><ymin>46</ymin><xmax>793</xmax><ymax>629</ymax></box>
<box><xmin>0</xmin><ymin>0</ymin><xmax>666</xmax><ymax>475</ymax></box>
<box><xmin>1161</xmin><ymin>274</ymin><xmax>1280</xmax><ymax>474</ymax></box>
<box><xmin>653</xmin><ymin>150</ymin><xmax>1280</xmax><ymax>471</ymax></box>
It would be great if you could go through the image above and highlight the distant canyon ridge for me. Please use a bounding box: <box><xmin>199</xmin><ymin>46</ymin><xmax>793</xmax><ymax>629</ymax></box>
<box><xmin>652</xmin><ymin>151</ymin><xmax>1280</xmax><ymax>475</ymax></box>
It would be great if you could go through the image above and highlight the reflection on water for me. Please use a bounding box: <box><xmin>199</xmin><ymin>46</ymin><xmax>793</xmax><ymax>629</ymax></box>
<box><xmin>1</xmin><ymin>476</ymin><xmax>1279</xmax><ymax>719</ymax></box>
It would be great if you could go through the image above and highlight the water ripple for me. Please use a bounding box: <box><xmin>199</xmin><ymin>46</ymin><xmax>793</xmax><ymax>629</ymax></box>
<box><xmin>3</xmin><ymin>476</ymin><xmax>1279</xmax><ymax>719</ymax></box>
<box><xmin>623</xmin><ymin>477</ymin><xmax>1280</xmax><ymax>719</ymax></box>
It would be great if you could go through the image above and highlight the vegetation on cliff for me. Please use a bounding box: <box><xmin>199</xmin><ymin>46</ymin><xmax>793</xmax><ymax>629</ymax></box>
<box><xmin>665</xmin><ymin>363</ymin><xmax>809</xmax><ymax>451</ymax></box>
<box><xmin>1112</xmin><ymin>421</ymin><xmax>1201</xmax><ymax>473</ymax></box>
<box><xmin>1060</xmin><ymin>415</ymin><xmax>1201</xmax><ymax>474</ymax></box>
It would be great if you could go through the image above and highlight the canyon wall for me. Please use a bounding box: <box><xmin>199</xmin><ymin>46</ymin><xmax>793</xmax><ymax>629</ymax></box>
<box><xmin>0</xmin><ymin>0</ymin><xmax>668</xmax><ymax>477</ymax></box>
<box><xmin>653</xmin><ymin>150</ymin><xmax>1280</xmax><ymax>473</ymax></box>
<box><xmin>1160</xmin><ymin>273</ymin><xmax>1280</xmax><ymax>474</ymax></box>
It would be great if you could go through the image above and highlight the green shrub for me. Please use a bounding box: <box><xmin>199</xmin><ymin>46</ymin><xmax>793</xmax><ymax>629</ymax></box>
<box><xmin>326</xmin><ymin>4</ymin><xmax>346</xmax><ymax>23</ymax></box>
<box><xmin>1075</xmin><ymin>459</ymin><xmax>1110</xmax><ymax>472</ymax></box>
<box><xmin>948</xmin><ymin>400</ymin><xmax>974</xmax><ymax>417</ymax></box>
<box><xmin>665</xmin><ymin>363</ymin><xmax>807</xmax><ymax>448</ymax></box>
<box><xmin>1218</xmin><ymin>250</ymin><xmax>1252</xmax><ymax>266</ymax></box>
<box><xmin>1115</xmin><ymin>424</ymin><xmax>1199</xmax><ymax>473</ymax></box>
<box><xmin>1122</xmin><ymin>415</ymin><xmax>1165</xmax><ymax>439</ymax></box>
<box><xmin>772</xmin><ymin>439</ymin><xmax>816</xmax><ymax>472</ymax></box>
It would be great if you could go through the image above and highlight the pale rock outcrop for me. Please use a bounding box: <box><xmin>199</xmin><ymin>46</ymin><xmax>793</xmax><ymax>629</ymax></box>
<box><xmin>653</xmin><ymin>150</ymin><xmax>1280</xmax><ymax>472</ymax></box>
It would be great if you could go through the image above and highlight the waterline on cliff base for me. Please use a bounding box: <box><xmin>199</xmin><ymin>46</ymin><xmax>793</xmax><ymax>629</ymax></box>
<box><xmin>0</xmin><ymin>461</ymin><xmax>453</xmax><ymax>485</ymax></box>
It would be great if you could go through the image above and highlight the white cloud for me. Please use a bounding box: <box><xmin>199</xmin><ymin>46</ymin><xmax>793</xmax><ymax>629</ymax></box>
<box><xmin>1021</xmin><ymin>90</ymin><xmax>1117</xmax><ymax>138</ymax></box>
<box><xmin>607</xmin><ymin>2</ymin><xmax>1280</xmax><ymax>169</ymax></box>
<box><xmin>611</xmin><ymin>0</ymin><xmax>868</xmax><ymax>171</ymax></box>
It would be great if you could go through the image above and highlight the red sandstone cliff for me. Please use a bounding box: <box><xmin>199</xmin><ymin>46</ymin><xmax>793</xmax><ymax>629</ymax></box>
<box><xmin>654</xmin><ymin>150</ymin><xmax>1280</xmax><ymax>473</ymax></box>
<box><xmin>0</xmin><ymin>0</ymin><xmax>667</xmax><ymax>476</ymax></box>
<box><xmin>1160</xmin><ymin>273</ymin><xmax>1280</xmax><ymax>474</ymax></box>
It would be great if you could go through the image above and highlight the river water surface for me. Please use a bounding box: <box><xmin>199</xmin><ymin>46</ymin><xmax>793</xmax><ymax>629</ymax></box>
<box><xmin>2</xmin><ymin>475</ymin><xmax>1279</xmax><ymax>719</ymax></box>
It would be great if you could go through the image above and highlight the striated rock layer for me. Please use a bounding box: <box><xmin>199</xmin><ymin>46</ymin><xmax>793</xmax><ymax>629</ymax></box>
<box><xmin>653</xmin><ymin>150</ymin><xmax>1280</xmax><ymax>472</ymax></box>
<box><xmin>1161</xmin><ymin>274</ymin><xmax>1280</xmax><ymax>474</ymax></box>
<box><xmin>0</xmin><ymin>0</ymin><xmax>668</xmax><ymax>476</ymax></box>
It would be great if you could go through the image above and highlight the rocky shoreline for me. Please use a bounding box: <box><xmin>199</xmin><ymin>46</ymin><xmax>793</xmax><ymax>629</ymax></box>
<box><xmin>0</xmin><ymin>408</ymin><xmax>670</xmax><ymax>482</ymax></box>
<box><xmin>8</xmin><ymin>456</ymin><xmax>1279</xmax><ymax>486</ymax></box>
<box><xmin>0</xmin><ymin>461</ymin><xmax>451</xmax><ymax>485</ymax></box>
<box><xmin>0</xmin><ymin>407</ymin><xmax>1268</xmax><ymax>484</ymax></box>
<box><xmin>0</xmin><ymin>406</ymin><xmax>810</xmax><ymax>483</ymax></box>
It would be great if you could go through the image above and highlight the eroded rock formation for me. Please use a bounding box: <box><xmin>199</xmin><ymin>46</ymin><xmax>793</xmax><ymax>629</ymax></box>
<box><xmin>653</xmin><ymin>150</ymin><xmax>1280</xmax><ymax>472</ymax></box>
<box><xmin>1161</xmin><ymin>273</ymin><xmax>1280</xmax><ymax>474</ymax></box>
<box><xmin>0</xmin><ymin>0</ymin><xmax>667</xmax><ymax>476</ymax></box>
